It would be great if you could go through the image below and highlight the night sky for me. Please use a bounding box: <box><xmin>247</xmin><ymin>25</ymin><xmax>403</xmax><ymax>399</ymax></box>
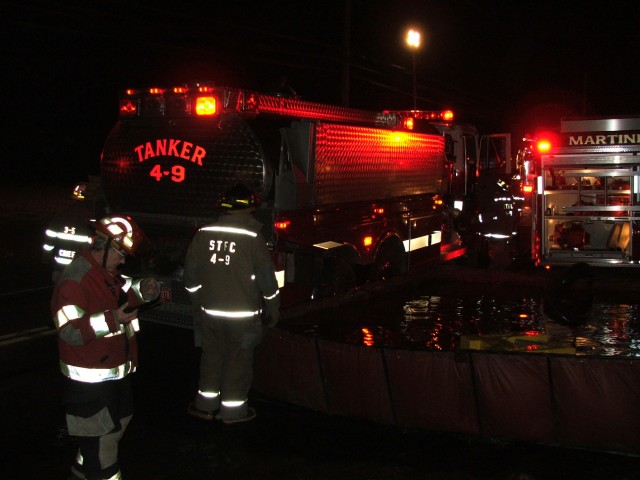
<box><xmin>4</xmin><ymin>0</ymin><xmax>640</xmax><ymax>183</ymax></box>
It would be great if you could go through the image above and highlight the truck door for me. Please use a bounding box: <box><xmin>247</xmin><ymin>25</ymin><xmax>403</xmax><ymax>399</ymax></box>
<box><xmin>445</xmin><ymin>132</ymin><xmax>477</xmax><ymax>197</ymax></box>
<box><xmin>478</xmin><ymin>133</ymin><xmax>512</xmax><ymax>176</ymax></box>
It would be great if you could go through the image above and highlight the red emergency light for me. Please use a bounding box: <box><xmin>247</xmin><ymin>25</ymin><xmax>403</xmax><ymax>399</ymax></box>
<box><xmin>119</xmin><ymin>99</ymin><xmax>138</xmax><ymax>116</ymax></box>
<box><xmin>531</xmin><ymin>130</ymin><xmax>558</xmax><ymax>154</ymax></box>
<box><xmin>536</xmin><ymin>139</ymin><xmax>552</xmax><ymax>153</ymax></box>
<box><xmin>119</xmin><ymin>89</ymin><xmax>140</xmax><ymax>116</ymax></box>
<box><xmin>410</xmin><ymin>110</ymin><xmax>455</xmax><ymax>122</ymax></box>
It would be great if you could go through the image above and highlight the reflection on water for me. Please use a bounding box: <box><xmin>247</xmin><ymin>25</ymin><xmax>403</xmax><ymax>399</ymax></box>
<box><xmin>285</xmin><ymin>283</ymin><xmax>640</xmax><ymax>358</ymax></box>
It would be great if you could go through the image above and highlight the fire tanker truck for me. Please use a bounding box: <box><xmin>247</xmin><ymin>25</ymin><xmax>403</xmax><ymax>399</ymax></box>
<box><xmin>97</xmin><ymin>82</ymin><xmax>515</xmax><ymax>327</ymax></box>
<box><xmin>531</xmin><ymin>116</ymin><xmax>640</xmax><ymax>267</ymax></box>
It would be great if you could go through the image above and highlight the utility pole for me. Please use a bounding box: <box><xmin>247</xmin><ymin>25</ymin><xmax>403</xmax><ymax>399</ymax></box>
<box><xmin>341</xmin><ymin>0</ymin><xmax>351</xmax><ymax>107</ymax></box>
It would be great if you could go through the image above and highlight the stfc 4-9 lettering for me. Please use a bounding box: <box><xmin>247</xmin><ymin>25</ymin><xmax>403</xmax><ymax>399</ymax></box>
<box><xmin>209</xmin><ymin>239</ymin><xmax>236</xmax><ymax>266</ymax></box>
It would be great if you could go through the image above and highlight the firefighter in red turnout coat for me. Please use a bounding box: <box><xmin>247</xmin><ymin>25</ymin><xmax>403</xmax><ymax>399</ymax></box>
<box><xmin>52</xmin><ymin>215</ymin><xmax>159</xmax><ymax>480</ymax></box>
<box><xmin>184</xmin><ymin>184</ymin><xmax>280</xmax><ymax>424</ymax></box>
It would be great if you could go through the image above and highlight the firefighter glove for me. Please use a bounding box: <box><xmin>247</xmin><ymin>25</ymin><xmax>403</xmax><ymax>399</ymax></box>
<box><xmin>264</xmin><ymin>311</ymin><xmax>279</xmax><ymax>328</ymax></box>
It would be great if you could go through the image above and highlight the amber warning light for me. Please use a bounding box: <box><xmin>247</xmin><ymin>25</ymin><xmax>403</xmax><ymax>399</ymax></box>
<box><xmin>442</xmin><ymin>110</ymin><xmax>454</xmax><ymax>122</ymax></box>
<box><xmin>274</xmin><ymin>219</ymin><xmax>290</xmax><ymax>230</ymax></box>
<box><xmin>195</xmin><ymin>95</ymin><xmax>217</xmax><ymax>116</ymax></box>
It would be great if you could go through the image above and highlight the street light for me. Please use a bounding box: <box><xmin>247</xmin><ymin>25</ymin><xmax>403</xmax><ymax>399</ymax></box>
<box><xmin>405</xmin><ymin>28</ymin><xmax>421</xmax><ymax>110</ymax></box>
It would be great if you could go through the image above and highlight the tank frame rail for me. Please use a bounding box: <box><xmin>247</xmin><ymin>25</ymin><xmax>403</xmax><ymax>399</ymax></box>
<box><xmin>254</xmin><ymin>329</ymin><xmax>640</xmax><ymax>456</ymax></box>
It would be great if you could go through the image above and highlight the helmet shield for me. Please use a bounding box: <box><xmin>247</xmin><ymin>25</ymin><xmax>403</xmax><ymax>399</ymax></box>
<box><xmin>94</xmin><ymin>215</ymin><xmax>144</xmax><ymax>256</ymax></box>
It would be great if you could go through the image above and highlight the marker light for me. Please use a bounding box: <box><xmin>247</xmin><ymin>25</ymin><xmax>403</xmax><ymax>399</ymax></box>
<box><xmin>166</xmin><ymin>87</ymin><xmax>191</xmax><ymax>116</ymax></box>
<box><xmin>363</xmin><ymin>235</ymin><xmax>373</xmax><ymax>247</ymax></box>
<box><xmin>401</xmin><ymin>110</ymin><xmax>454</xmax><ymax>123</ymax></box>
<box><xmin>140</xmin><ymin>88</ymin><xmax>165</xmax><ymax>117</ymax></box>
<box><xmin>274</xmin><ymin>220</ymin><xmax>290</xmax><ymax>230</ymax></box>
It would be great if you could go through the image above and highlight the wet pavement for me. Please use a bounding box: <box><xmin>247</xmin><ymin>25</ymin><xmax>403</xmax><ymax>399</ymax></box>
<box><xmin>2</xmin><ymin>321</ymin><xmax>640</xmax><ymax>480</ymax></box>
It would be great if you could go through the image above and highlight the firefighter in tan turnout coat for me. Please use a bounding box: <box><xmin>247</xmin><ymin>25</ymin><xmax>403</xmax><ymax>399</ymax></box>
<box><xmin>184</xmin><ymin>184</ymin><xmax>280</xmax><ymax>424</ymax></box>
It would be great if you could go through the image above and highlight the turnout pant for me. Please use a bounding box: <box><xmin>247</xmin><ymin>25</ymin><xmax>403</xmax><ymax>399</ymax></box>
<box><xmin>64</xmin><ymin>376</ymin><xmax>133</xmax><ymax>480</ymax></box>
<box><xmin>195</xmin><ymin>315</ymin><xmax>262</xmax><ymax>420</ymax></box>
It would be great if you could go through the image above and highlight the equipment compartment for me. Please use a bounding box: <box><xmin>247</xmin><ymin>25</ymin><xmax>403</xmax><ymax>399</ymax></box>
<box><xmin>540</xmin><ymin>160</ymin><xmax>640</xmax><ymax>265</ymax></box>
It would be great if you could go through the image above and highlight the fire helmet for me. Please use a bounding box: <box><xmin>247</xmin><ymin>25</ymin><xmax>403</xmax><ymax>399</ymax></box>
<box><xmin>94</xmin><ymin>215</ymin><xmax>144</xmax><ymax>256</ymax></box>
<box><xmin>72</xmin><ymin>182</ymin><xmax>88</xmax><ymax>201</ymax></box>
<box><xmin>218</xmin><ymin>184</ymin><xmax>259</xmax><ymax>210</ymax></box>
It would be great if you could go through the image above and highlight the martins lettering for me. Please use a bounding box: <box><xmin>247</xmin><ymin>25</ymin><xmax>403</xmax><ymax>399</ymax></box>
<box><xmin>568</xmin><ymin>132</ymin><xmax>640</xmax><ymax>147</ymax></box>
<box><xmin>134</xmin><ymin>139</ymin><xmax>206</xmax><ymax>165</ymax></box>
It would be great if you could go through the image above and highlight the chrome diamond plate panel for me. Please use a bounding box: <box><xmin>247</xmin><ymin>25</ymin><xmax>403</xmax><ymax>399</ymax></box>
<box><xmin>313</xmin><ymin>123</ymin><xmax>445</xmax><ymax>205</ymax></box>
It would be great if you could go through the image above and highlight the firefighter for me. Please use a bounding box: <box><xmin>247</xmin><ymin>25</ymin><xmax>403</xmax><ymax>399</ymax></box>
<box><xmin>43</xmin><ymin>182</ymin><xmax>96</xmax><ymax>284</ymax></box>
<box><xmin>51</xmin><ymin>214</ymin><xmax>159</xmax><ymax>480</ymax></box>
<box><xmin>184</xmin><ymin>184</ymin><xmax>280</xmax><ymax>424</ymax></box>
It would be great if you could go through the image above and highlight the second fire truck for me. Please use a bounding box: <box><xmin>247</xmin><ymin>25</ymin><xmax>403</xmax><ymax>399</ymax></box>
<box><xmin>529</xmin><ymin>116</ymin><xmax>640</xmax><ymax>267</ymax></box>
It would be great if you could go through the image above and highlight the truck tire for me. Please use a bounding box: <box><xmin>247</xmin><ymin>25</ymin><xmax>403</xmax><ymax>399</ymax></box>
<box><xmin>312</xmin><ymin>257</ymin><xmax>356</xmax><ymax>299</ymax></box>
<box><xmin>462</xmin><ymin>235</ymin><xmax>491</xmax><ymax>268</ymax></box>
<box><xmin>543</xmin><ymin>262</ymin><xmax>593</xmax><ymax>325</ymax></box>
<box><xmin>369</xmin><ymin>240</ymin><xmax>407</xmax><ymax>282</ymax></box>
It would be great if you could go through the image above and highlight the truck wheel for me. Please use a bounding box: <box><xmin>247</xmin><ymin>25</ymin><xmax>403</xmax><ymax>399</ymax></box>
<box><xmin>463</xmin><ymin>235</ymin><xmax>490</xmax><ymax>268</ymax></box>
<box><xmin>312</xmin><ymin>257</ymin><xmax>356</xmax><ymax>299</ymax></box>
<box><xmin>369</xmin><ymin>241</ymin><xmax>406</xmax><ymax>282</ymax></box>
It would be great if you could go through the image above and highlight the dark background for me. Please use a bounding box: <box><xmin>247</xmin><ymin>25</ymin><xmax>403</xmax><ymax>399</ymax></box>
<box><xmin>4</xmin><ymin>0</ymin><xmax>640</xmax><ymax>184</ymax></box>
